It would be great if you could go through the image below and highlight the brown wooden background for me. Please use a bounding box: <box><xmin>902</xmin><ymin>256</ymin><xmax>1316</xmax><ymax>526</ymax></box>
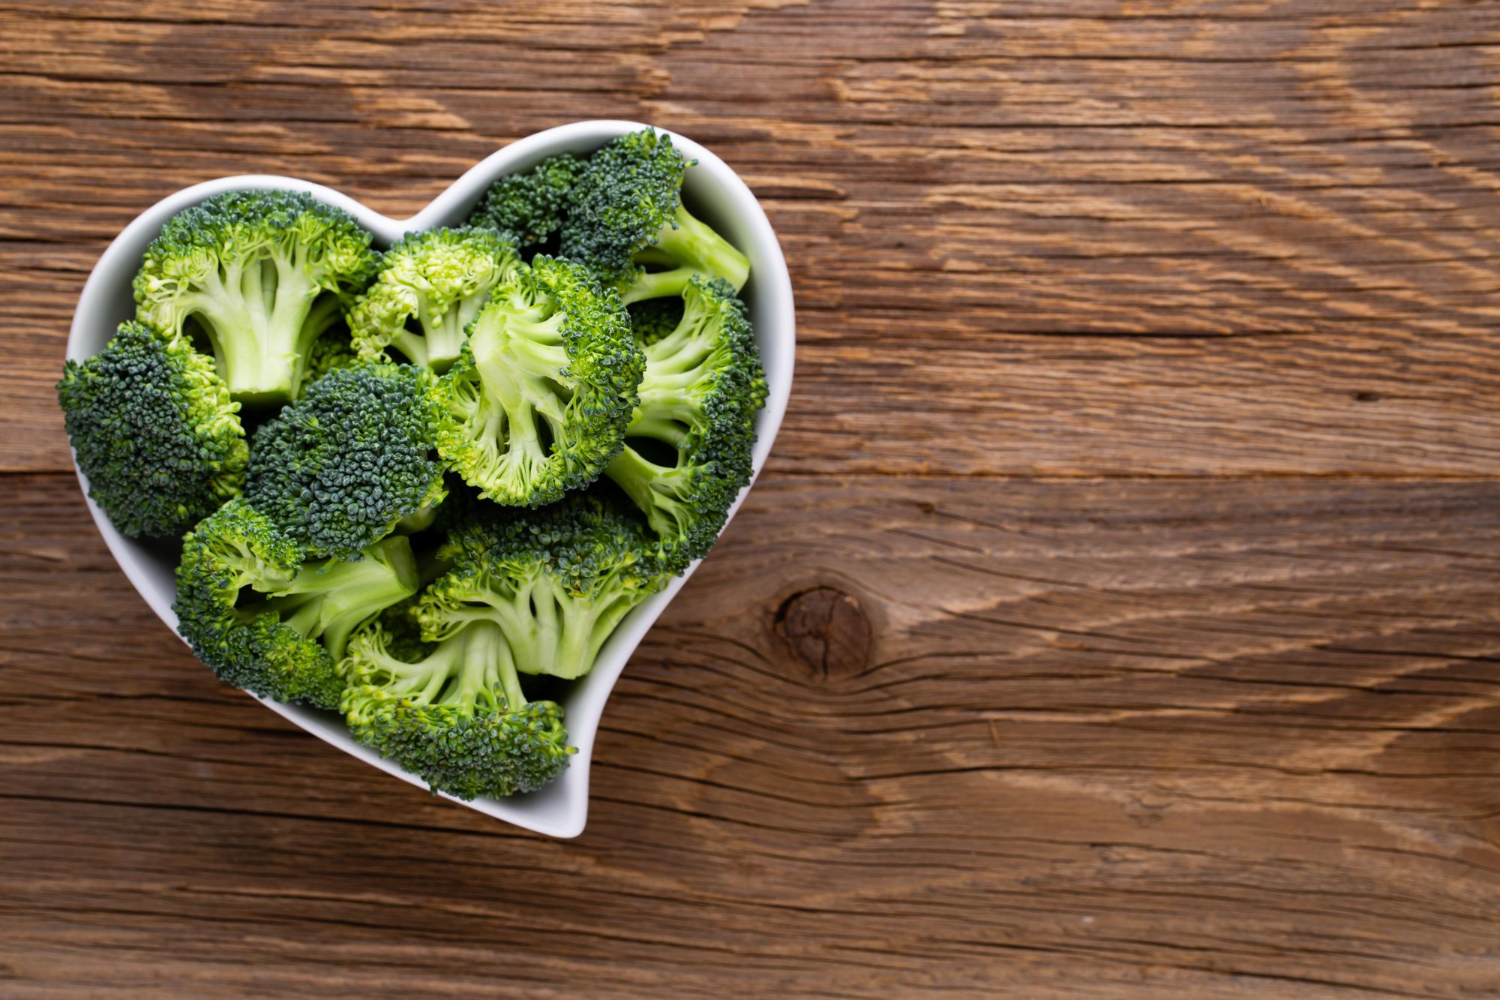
<box><xmin>4</xmin><ymin>2</ymin><xmax>1500</xmax><ymax>997</ymax></box>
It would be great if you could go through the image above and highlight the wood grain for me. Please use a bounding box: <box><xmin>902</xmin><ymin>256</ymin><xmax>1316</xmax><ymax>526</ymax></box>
<box><xmin>4</xmin><ymin>1</ymin><xmax>1500</xmax><ymax>474</ymax></box>
<box><xmin>3</xmin><ymin>0</ymin><xmax>1500</xmax><ymax>996</ymax></box>
<box><xmin>6</xmin><ymin>473</ymin><xmax>1500</xmax><ymax>998</ymax></box>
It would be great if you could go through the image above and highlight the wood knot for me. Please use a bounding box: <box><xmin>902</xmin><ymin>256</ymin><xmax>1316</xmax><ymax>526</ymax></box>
<box><xmin>773</xmin><ymin>586</ymin><xmax>871</xmax><ymax>680</ymax></box>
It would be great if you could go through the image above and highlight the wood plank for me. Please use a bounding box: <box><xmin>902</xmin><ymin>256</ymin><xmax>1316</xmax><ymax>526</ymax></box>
<box><xmin>4</xmin><ymin>471</ymin><xmax>1500</xmax><ymax>998</ymax></box>
<box><xmin>4</xmin><ymin>1</ymin><xmax>1500</xmax><ymax>474</ymax></box>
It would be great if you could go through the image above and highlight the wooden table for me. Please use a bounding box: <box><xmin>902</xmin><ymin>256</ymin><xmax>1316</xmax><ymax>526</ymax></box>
<box><xmin>4</xmin><ymin>2</ymin><xmax>1499</xmax><ymax>996</ymax></box>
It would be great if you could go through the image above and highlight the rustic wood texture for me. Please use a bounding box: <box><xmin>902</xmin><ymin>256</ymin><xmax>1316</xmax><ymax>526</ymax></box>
<box><xmin>2</xmin><ymin>1</ymin><xmax>1499</xmax><ymax>997</ymax></box>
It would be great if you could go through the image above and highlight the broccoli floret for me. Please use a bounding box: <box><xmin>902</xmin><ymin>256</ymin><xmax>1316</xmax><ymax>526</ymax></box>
<box><xmin>341</xmin><ymin>614</ymin><xmax>574</xmax><ymax>800</ymax></box>
<box><xmin>627</xmin><ymin>296</ymin><xmax>684</xmax><ymax>346</ymax></box>
<box><xmin>174</xmin><ymin>499</ymin><xmax>419</xmax><ymax>709</ymax></box>
<box><xmin>432</xmin><ymin>255</ymin><xmax>644</xmax><ymax>507</ymax></box>
<box><xmin>134</xmin><ymin>190</ymin><xmax>378</xmax><ymax>404</ymax></box>
<box><xmin>605</xmin><ymin>275</ymin><xmax>767</xmax><ymax>573</ymax></box>
<box><xmin>57</xmin><ymin>321</ymin><xmax>247</xmax><ymax>538</ymax></box>
<box><xmin>347</xmin><ymin>227</ymin><xmax>520</xmax><ymax>372</ymax></box>
<box><xmin>561</xmin><ymin>128</ymin><xmax>749</xmax><ymax>303</ymax></box>
<box><xmin>247</xmin><ymin>361</ymin><xmax>447</xmax><ymax>562</ymax></box>
<box><xmin>468</xmin><ymin>153</ymin><xmax>585</xmax><ymax>249</ymax></box>
<box><xmin>419</xmin><ymin>493</ymin><xmax>667</xmax><ymax>681</ymax></box>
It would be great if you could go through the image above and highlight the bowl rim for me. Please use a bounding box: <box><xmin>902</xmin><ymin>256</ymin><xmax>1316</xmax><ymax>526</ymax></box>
<box><xmin>65</xmin><ymin>119</ymin><xmax>795</xmax><ymax>838</ymax></box>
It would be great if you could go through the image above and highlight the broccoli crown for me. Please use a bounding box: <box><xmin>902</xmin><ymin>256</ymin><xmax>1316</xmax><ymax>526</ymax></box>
<box><xmin>347</xmin><ymin>227</ymin><xmax>520</xmax><ymax>372</ymax></box>
<box><xmin>173</xmin><ymin>499</ymin><xmax>419</xmax><ymax>709</ymax></box>
<box><xmin>133</xmin><ymin>189</ymin><xmax>378</xmax><ymax>404</ymax></box>
<box><xmin>469</xmin><ymin>153</ymin><xmax>585</xmax><ymax>248</ymax></box>
<box><xmin>418</xmin><ymin>493</ymin><xmax>666</xmax><ymax>680</ymax></box>
<box><xmin>247</xmin><ymin>361</ymin><xmax>447</xmax><ymax>562</ymax></box>
<box><xmin>341</xmin><ymin>614</ymin><xmax>574</xmax><ymax>800</ymax></box>
<box><xmin>432</xmin><ymin>255</ymin><xmax>644</xmax><ymax>507</ymax></box>
<box><xmin>561</xmin><ymin>128</ymin><xmax>749</xmax><ymax>296</ymax></box>
<box><xmin>605</xmin><ymin>275</ymin><xmax>767</xmax><ymax>573</ymax></box>
<box><xmin>561</xmin><ymin>129</ymin><xmax>683</xmax><ymax>281</ymax></box>
<box><xmin>58</xmin><ymin>321</ymin><xmax>247</xmax><ymax>538</ymax></box>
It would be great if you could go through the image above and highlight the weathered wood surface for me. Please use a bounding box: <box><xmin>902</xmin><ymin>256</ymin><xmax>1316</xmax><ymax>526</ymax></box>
<box><xmin>3</xmin><ymin>1</ymin><xmax>1500</xmax><ymax>997</ymax></box>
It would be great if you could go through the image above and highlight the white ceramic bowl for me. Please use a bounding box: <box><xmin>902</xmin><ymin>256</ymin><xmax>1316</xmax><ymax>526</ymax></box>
<box><xmin>66</xmin><ymin>120</ymin><xmax>795</xmax><ymax>838</ymax></box>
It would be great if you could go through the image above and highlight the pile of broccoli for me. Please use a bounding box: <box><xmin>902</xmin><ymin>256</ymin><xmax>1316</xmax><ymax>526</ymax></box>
<box><xmin>58</xmin><ymin>128</ymin><xmax>766</xmax><ymax>801</ymax></box>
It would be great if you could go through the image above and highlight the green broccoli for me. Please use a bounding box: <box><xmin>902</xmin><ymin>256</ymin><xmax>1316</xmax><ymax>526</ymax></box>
<box><xmin>418</xmin><ymin>493</ymin><xmax>668</xmax><ymax>679</ymax></box>
<box><xmin>605</xmin><ymin>275</ymin><xmax>767</xmax><ymax>573</ymax></box>
<box><xmin>468</xmin><ymin>153</ymin><xmax>585</xmax><ymax>249</ymax></box>
<box><xmin>246</xmin><ymin>361</ymin><xmax>447</xmax><ymax>562</ymax></box>
<box><xmin>347</xmin><ymin>227</ymin><xmax>520</xmax><ymax>372</ymax></box>
<box><xmin>133</xmin><ymin>189</ymin><xmax>378</xmax><ymax>404</ymax></box>
<box><xmin>341</xmin><ymin>493</ymin><xmax>660</xmax><ymax>796</ymax></box>
<box><xmin>174</xmin><ymin>499</ymin><xmax>419</xmax><ymax>709</ymax></box>
<box><xmin>432</xmin><ymin>255</ymin><xmax>644</xmax><ymax>507</ymax></box>
<box><xmin>561</xmin><ymin>128</ymin><xmax>749</xmax><ymax>303</ymax></box>
<box><xmin>341</xmin><ymin>612</ymin><xmax>573</xmax><ymax>800</ymax></box>
<box><xmin>627</xmin><ymin>296</ymin><xmax>684</xmax><ymax>346</ymax></box>
<box><xmin>57</xmin><ymin>321</ymin><xmax>247</xmax><ymax>538</ymax></box>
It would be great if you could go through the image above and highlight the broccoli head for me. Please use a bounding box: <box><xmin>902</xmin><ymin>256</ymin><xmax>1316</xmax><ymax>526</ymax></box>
<box><xmin>347</xmin><ymin>227</ymin><xmax>520</xmax><ymax>372</ymax></box>
<box><xmin>605</xmin><ymin>275</ymin><xmax>767</xmax><ymax>573</ymax></box>
<box><xmin>247</xmin><ymin>361</ymin><xmax>447</xmax><ymax>562</ymax></box>
<box><xmin>58</xmin><ymin>321</ymin><xmax>247</xmax><ymax>538</ymax></box>
<box><xmin>133</xmin><ymin>189</ymin><xmax>378</xmax><ymax>404</ymax></box>
<box><xmin>468</xmin><ymin>153</ymin><xmax>585</xmax><ymax>249</ymax></box>
<box><xmin>419</xmin><ymin>493</ymin><xmax>667</xmax><ymax>681</ymax></box>
<box><xmin>341</xmin><ymin>611</ymin><xmax>573</xmax><ymax>800</ymax></box>
<box><xmin>561</xmin><ymin>128</ymin><xmax>749</xmax><ymax>302</ymax></box>
<box><xmin>174</xmin><ymin>499</ymin><xmax>419</xmax><ymax>709</ymax></box>
<box><xmin>432</xmin><ymin>255</ymin><xmax>644</xmax><ymax>507</ymax></box>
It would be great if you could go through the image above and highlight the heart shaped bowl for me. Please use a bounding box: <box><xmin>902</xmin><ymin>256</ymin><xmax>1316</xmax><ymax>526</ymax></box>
<box><xmin>66</xmin><ymin>120</ymin><xmax>795</xmax><ymax>838</ymax></box>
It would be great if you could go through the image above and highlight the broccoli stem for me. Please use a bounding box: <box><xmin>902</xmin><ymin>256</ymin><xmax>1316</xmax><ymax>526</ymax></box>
<box><xmin>621</xmin><ymin>267</ymin><xmax>697</xmax><ymax>306</ymax></box>
<box><xmin>470</xmin><ymin>323</ymin><xmax>556</xmax><ymax>476</ymax></box>
<box><xmin>189</xmin><ymin>255</ymin><xmax>326</xmax><ymax>403</ymax></box>
<box><xmin>435</xmin><ymin>573</ymin><xmax>631</xmax><ymax>681</ymax></box>
<box><xmin>426</xmin><ymin>309</ymin><xmax>467</xmax><ymax>372</ymax></box>
<box><xmin>500</xmin><ymin>579</ymin><xmax>636</xmax><ymax>680</ymax></box>
<box><xmin>449</xmin><ymin>620</ymin><xmax>525</xmax><ymax>712</ymax></box>
<box><xmin>606</xmin><ymin>445</ymin><xmax>692</xmax><ymax>540</ymax></box>
<box><xmin>389</xmin><ymin>330</ymin><xmax>432</xmax><ymax>369</ymax></box>
<box><xmin>646</xmin><ymin>205</ymin><xmax>749</xmax><ymax>292</ymax></box>
<box><xmin>439</xmin><ymin>294</ymin><xmax>496</xmax><ymax>372</ymax></box>
<box><xmin>351</xmin><ymin>630</ymin><xmax>456</xmax><ymax>704</ymax></box>
<box><xmin>395</xmin><ymin>303</ymin><xmax>469</xmax><ymax>373</ymax></box>
<box><xmin>256</xmin><ymin>537</ymin><xmax>418</xmax><ymax>660</ymax></box>
<box><xmin>301</xmin><ymin>292</ymin><xmax>345</xmax><ymax>343</ymax></box>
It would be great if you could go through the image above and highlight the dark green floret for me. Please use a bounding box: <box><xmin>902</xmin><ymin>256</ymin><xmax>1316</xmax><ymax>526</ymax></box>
<box><xmin>174</xmin><ymin>500</ymin><xmax>419</xmax><ymax>709</ymax></box>
<box><xmin>561</xmin><ymin>128</ymin><xmax>749</xmax><ymax>303</ymax></box>
<box><xmin>133</xmin><ymin>189</ymin><xmax>378</xmax><ymax>404</ymax></box>
<box><xmin>341</xmin><ymin>607</ymin><xmax>574</xmax><ymax>801</ymax></box>
<box><xmin>605</xmin><ymin>275</ymin><xmax>767</xmax><ymax>573</ymax></box>
<box><xmin>247</xmin><ymin>361</ymin><xmax>447</xmax><ymax>562</ymax></box>
<box><xmin>432</xmin><ymin>255</ymin><xmax>644</xmax><ymax>507</ymax></box>
<box><xmin>468</xmin><ymin>153</ymin><xmax>585</xmax><ymax>249</ymax></box>
<box><xmin>347</xmin><ymin>227</ymin><xmax>520</xmax><ymax>372</ymax></box>
<box><xmin>58</xmin><ymin>321</ymin><xmax>246</xmax><ymax>538</ymax></box>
